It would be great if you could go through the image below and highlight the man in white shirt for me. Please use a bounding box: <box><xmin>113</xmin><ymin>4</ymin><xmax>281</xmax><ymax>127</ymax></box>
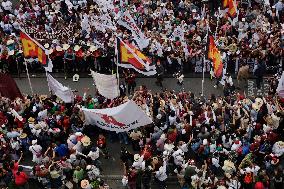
<box><xmin>155</xmin><ymin>160</ymin><xmax>167</xmax><ymax>188</ymax></box>
<box><xmin>1</xmin><ymin>0</ymin><xmax>12</xmax><ymax>13</ymax></box>
<box><xmin>87</xmin><ymin>147</ymin><xmax>103</xmax><ymax>171</ymax></box>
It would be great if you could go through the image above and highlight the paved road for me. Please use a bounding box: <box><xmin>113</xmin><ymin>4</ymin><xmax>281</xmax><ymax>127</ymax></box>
<box><xmin>15</xmin><ymin>76</ymin><xmax>224</xmax><ymax>96</ymax></box>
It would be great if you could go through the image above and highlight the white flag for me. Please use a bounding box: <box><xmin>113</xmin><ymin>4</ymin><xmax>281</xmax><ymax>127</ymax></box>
<box><xmin>82</xmin><ymin>100</ymin><xmax>152</xmax><ymax>132</ymax></box>
<box><xmin>117</xmin><ymin>11</ymin><xmax>149</xmax><ymax>49</ymax></box>
<box><xmin>90</xmin><ymin>70</ymin><xmax>119</xmax><ymax>99</ymax></box>
<box><xmin>47</xmin><ymin>74</ymin><xmax>74</xmax><ymax>103</ymax></box>
<box><xmin>277</xmin><ymin>72</ymin><xmax>284</xmax><ymax>98</ymax></box>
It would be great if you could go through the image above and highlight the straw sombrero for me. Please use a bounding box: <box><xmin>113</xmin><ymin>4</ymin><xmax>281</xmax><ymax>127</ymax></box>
<box><xmin>81</xmin><ymin>136</ymin><xmax>91</xmax><ymax>147</ymax></box>
<box><xmin>6</xmin><ymin>39</ymin><xmax>14</xmax><ymax>45</ymax></box>
<box><xmin>89</xmin><ymin>45</ymin><xmax>97</xmax><ymax>52</ymax></box>
<box><xmin>56</xmin><ymin>46</ymin><xmax>63</xmax><ymax>51</ymax></box>
<box><xmin>74</xmin><ymin>45</ymin><xmax>81</xmax><ymax>52</ymax></box>
<box><xmin>20</xmin><ymin>133</ymin><xmax>27</xmax><ymax>139</ymax></box>
<box><xmin>62</xmin><ymin>44</ymin><xmax>70</xmax><ymax>50</ymax></box>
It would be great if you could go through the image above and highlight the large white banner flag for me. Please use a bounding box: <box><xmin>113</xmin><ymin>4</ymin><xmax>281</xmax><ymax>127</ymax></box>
<box><xmin>82</xmin><ymin>100</ymin><xmax>152</xmax><ymax>132</ymax></box>
<box><xmin>117</xmin><ymin>11</ymin><xmax>149</xmax><ymax>49</ymax></box>
<box><xmin>90</xmin><ymin>70</ymin><xmax>119</xmax><ymax>99</ymax></box>
<box><xmin>47</xmin><ymin>74</ymin><xmax>74</xmax><ymax>103</ymax></box>
<box><xmin>277</xmin><ymin>72</ymin><xmax>284</xmax><ymax>98</ymax></box>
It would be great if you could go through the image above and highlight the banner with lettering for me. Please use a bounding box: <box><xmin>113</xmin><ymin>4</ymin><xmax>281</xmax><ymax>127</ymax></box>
<box><xmin>117</xmin><ymin>11</ymin><xmax>149</xmax><ymax>49</ymax></box>
<box><xmin>82</xmin><ymin>100</ymin><xmax>152</xmax><ymax>132</ymax></box>
<box><xmin>21</xmin><ymin>24</ymin><xmax>75</xmax><ymax>42</ymax></box>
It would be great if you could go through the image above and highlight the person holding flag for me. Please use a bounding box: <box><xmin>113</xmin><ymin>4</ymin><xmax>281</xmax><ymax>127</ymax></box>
<box><xmin>208</xmin><ymin>35</ymin><xmax>224</xmax><ymax>88</ymax></box>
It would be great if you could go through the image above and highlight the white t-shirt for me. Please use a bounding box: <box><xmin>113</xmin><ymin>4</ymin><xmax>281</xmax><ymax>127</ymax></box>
<box><xmin>2</xmin><ymin>0</ymin><xmax>12</xmax><ymax>11</ymax></box>
<box><xmin>87</xmin><ymin>149</ymin><xmax>99</xmax><ymax>160</ymax></box>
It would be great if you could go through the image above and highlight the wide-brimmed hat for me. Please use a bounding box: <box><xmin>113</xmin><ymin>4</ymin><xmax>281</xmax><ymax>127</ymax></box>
<box><xmin>6</xmin><ymin>39</ymin><xmax>14</xmax><ymax>45</ymax></box>
<box><xmin>74</xmin><ymin>45</ymin><xmax>81</xmax><ymax>51</ymax></box>
<box><xmin>28</xmin><ymin>117</ymin><xmax>35</xmax><ymax>123</ymax></box>
<box><xmin>89</xmin><ymin>45</ymin><xmax>97</xmax><ymax>52</ymax></box>
<box><xmin>134</xmin><ymin>154</ymin><xmax>141</xmax><ymax>161</ymax></box>
<box><xmin>39</xmin><ymin>95</ymin><xmax>48</xmax><ymax>101</ymax></box>
<box><xmin>81</xmin><ymin>179</ymin><xmax>90</xmax><ymax>189</ymax></box>
<box><xmin>34</xmin><ymin>124</ymin><xmax>41</xmax><ymax>130</ymax></box>
<box><xmin>62</xmin><ymin>44</ymin><xmax>70</xmax><ymax>50</ymax></box>
<box><xmin>252</xmin><ymin>98</ymin><xmax>264</xmax><ymax>111</ymax></box>
<box><xmin>8</xmin><ymin>50</ymin><xmax>14</xmax><ymax>55</ymax></box>
<box><xmin>20</xmin><ymin>133</ymin><xmax>27</xmax><ymax>139</ymax></box>
<box><xmin>56</xmin><ymin>46</ymin><xmax>63</xmax><ymax>51</ymax></box>
<box><xmin>44</xmin><ymin>43</ymin><xmax>50</xmax><ymax>49</ymax></box>
<box><xmin>81</xmin><ymin>136</ymin><xmax>91</xmax><ymax>146</ymax></box>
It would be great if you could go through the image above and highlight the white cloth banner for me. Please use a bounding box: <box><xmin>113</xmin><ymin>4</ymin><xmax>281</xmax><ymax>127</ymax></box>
<box><xmin>90</xmin><ymin>70</ymin><xmax>119</xmax><ymax>99</ymax></box>
<box><xmin>47</xmin><ymin>74</ymin><xmax>74</xmax><ymax>103</ymax></box>
<box><xmin>82</xmin><ymin>100</ymin><xmax>152</xmax><ymax>132</ymax></box>
<box><xmin>277</xmin><ymin>72</ymin><xmax>284</xmax><ymax>98</ymax></box>
<box><xmin>117</xmin><ymin>11</ymin><xmax>149</xmax><ymax>49</ymax></box>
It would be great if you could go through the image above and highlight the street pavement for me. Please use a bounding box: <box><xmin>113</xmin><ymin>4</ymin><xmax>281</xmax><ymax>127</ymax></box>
<box><xmin>15</xmin><ymin>76</ymin><xmax>224</xmax><ymax>96</ymax></box>
<box><xmin>13</xmin><ymin>76</ymin><xmax>269</xmax><ymax>189</ymax></box>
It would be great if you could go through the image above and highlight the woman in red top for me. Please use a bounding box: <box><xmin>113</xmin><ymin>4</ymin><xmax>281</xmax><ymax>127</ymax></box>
<box><xmin>14</xmin><ymin>166</ymin><xmax>29</xmax><ymax>188</ymax></box>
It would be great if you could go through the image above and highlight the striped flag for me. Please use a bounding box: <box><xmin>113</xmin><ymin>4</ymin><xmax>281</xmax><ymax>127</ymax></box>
<box><xmin>208</xmin><ymin>36</ymin><xmax>223</xmax><ymax>78</ymax></box>
<box><xmin>116</xmin><ymin>38</ymin><xmax>156</xmax><ymax>76</ymax></box>
<box><xmin>20</xmin><ymin>29</ymin><xmax>53</xmax><ymax>72</ymax></box>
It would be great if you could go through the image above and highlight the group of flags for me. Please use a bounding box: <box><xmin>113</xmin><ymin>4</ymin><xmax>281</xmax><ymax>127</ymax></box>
<box><xmin>18</xmin><ymin>1</ymin><xmax>239</xmax><ymax>79</ymax></box>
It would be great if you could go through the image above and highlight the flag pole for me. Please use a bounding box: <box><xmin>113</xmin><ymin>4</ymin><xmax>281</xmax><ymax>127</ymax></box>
<box><xmin>115</xmin><ymin>37</ymin><xmax>120</xmax><ymax>94</ymax></box>
<box><xmin>202</xmin><ymin>20</ymin><xmax>209</xmax><ymax>96</ymax></box>
<box><xmin>214</xmin><ymin>7</ymin><xmax>220</xmax><ymax>39</ymax></box>
<box><xmin>24</xmin><ymin>59</ymin><xmax>34</xmax><ymax>95</ymax></box>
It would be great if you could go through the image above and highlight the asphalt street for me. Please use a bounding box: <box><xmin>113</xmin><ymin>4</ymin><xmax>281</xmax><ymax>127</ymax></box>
<box><xmin>14</xmin><ymin>76</ymin><xmax>225</xmax><ymax>96</ymax></box>
<box><xmin>13</xmin><ymin>76</ymin><xmax>269</xmax><ymax>189</ymax></box>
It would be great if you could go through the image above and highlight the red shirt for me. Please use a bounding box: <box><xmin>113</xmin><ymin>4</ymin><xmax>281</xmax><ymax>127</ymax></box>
<box><xmin>14</xmin><ymin>172</ymin><xmax>28</xmax><ymax>186</ymax></box>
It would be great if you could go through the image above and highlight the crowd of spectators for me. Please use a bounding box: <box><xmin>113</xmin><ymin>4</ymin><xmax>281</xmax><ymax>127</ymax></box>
<box><xmin>0</xmin><ymin>70</ymin><xmax>283</xmax><ymax>188</ymax></box>
<box><xmin>0</xmin><ymin>0</ymin><xmax>283</xmax><ymax>76</ymax></box>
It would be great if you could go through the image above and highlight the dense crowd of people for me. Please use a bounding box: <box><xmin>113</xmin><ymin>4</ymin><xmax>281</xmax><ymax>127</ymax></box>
<box><xmin>0</xmin><ymin>70</ymin><xmax>283</xmax><ymax>189</ymax></box>
<box><xmin>0</xmin><ymin>0</ymin><xmax>284</xmax><ymax>188</ymax></box>
<box><xmin>0</xmin><ymin>0</ymin><xmax>283</xmax><ymax>75</ymax></box>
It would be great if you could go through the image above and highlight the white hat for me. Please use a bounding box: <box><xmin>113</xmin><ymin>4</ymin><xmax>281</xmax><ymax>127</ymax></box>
<box><xmin>192</xmin><ymin>9</ymin><xmax>197</xmax><ymax>13</ymax></box>
<box><xmin>32</xmin><ymin>140</ymin><xmax>37</xmax><ymax>145</ymax></box>
<box><xmin>203</xmin><ymin>139</ymin><xmax>208</xmax><ymax>145</ymax></box>
<box><xmin>242</xmin><ymin>18</ymin><xmax>245</xmax><ymax>22</ymax></box>
<box><xmin>134</xmin><ymin>154</ymin><xmax>141</xmax><ymax>161</ymax></box>
<box><xmin>69</xmin><ymin>135</ymin><xmax>76</xmax><ymax>140</ymax></box>
<box><xmin>74</xmin><ymin>45</ymin><xmax>81</xmax><ymax>51</ymax></box>
<box><xmin>6</xmin><ymin>39</ymin><xmax>14</xmax><ymax>45</ymax></box>
<box><xmin>89</xmin><ymin>45</ymin><xmax>97</xmax><ymax>52</ymax></box>
<box><xmin>160</xmin><ymin>133</ymin><xmax>166</xmax><ymax>140</ymax></box>
<box><xmin>56</xmin><ymin>46</ymin><xmax>63</xmax><ymax>51</ymax></box>
<box><xmin>62</xmin><ymin>44</ymin><xmax>70</xmax><ymax>50</ymax></box>
<box><xmin>86</xmin><ymin>165</ymin><xmax>92</xmax><ymax>170</ymax></box>
<box><xmin>156</xmin><ymin>114</ymin><xmax>162</xmax><ymax>119</ymax></box>
<box><xmin>8</xmin><ymin>50</ymin><xmax>14</xmax><ymax>55</ymax></box>
<box><xmin>75</xmin><ymin>132</ymin><xmax>83</xmax><ymax>136</ymax></box>
<box><xmin>44</xmin><ymin>43</ymin><xmax>50</xmax><ymax>49</ymax></box>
